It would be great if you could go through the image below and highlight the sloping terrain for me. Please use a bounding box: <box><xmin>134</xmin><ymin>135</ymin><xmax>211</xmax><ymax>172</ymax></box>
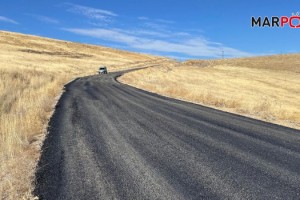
<box><xmin>0</xmin><ymin>30</ymin><xmax>161</xmax><ymax>199</ymax></box>
<box><xmin>2</xmin><ymin>30</ymin><xmax>299</xmax><ymax>199</ymax></box>
<box><xmin>35</xmin><ymin>71</ymin><xmax>300</xmax><ymax>199</ymax></box>
<box><xmin>184</xmin><ymin>54</ymin><xmax>300</xmax><ymax>72</ymax></box>
<box><xmin>120</xmin><ymin>54</ymin><xmax>300</xmax><ymax>129</ymax></box>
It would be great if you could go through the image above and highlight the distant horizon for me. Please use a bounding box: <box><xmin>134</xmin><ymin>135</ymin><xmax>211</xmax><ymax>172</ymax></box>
<box><xmin>1</xmin><ymin>0</ymin><xmax>299</xmax><ymax>60</ymax></box>
<box><xmin>3</xmin><ymin>29</ymin><xmax>299</xmax><ymax>62</ymax></box>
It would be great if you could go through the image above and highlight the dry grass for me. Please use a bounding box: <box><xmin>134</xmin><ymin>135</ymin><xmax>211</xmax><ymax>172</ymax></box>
<box><xmin>2</xmin><ymin>29</ymin><xmax>299</xmax><ymax>198</ymax></box>
<box><xmin>0</xmin><ymin>30</ymin><xmax>160</xmax><ymax>199</ymax></box>
<box><xmin>120</xmin><ymin>54</ymin><xmax>300</xmax><ymax>129</ymax></box>
<box><xmin>184</xmin><ymin>54</ymin><xmax>300</xmax><ymax>72</ymax></box>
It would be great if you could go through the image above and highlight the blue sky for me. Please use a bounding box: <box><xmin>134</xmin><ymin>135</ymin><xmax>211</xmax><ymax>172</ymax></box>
<box><xmin>0</xmin><ymin>0</ymin><xmax>299</xmax><ymax>60</ymax></box>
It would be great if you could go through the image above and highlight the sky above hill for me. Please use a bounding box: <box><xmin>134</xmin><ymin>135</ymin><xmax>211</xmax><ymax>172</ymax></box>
<box><xmin>0</xmin><ymin>0</ymin><xmax>299</xmax><ymax>60</ymax></box>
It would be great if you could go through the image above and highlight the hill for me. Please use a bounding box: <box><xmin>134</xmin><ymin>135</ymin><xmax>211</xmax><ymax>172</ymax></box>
<box><xmin>0</xmin><ymin>30</ymin><xmax>161</xmax><ymax>199</ymax></box>
<box><xmin>184</xmin><ymin>54</ymin><xmax>300</xmax><ymax>72</ymax></box>
<box><xmin>120</xmin><ymin>54</ymin><xmax>300</xmax><ymax>130</ymax></box>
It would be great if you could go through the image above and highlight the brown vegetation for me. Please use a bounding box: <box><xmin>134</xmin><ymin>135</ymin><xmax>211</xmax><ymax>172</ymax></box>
<box><xmin>120</xmin><ymin>54</ymin><xmax>300</xmax><ymax>130</ymax></box>
<box><xmin>2</xmin><ymin>30</ymin><xmax>299</xmax><ymax>199</ymax></box>
<box><xmin>0</xmin><ymin>30</ymin><xmax>159</xmax><ymax>199</ymax></box>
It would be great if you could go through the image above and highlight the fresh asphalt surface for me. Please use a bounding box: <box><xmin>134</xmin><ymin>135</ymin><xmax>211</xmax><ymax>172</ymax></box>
<box><xmin>35</xmin><ymin>70</ymin><xmax>300</xmax><ymax>200</ymax></box>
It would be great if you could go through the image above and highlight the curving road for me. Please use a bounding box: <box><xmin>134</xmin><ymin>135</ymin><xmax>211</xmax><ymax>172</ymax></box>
<box><xmin>35</xmin><ymin>71</ymin><xmax>300</xmax><ymax>200</ymax></box>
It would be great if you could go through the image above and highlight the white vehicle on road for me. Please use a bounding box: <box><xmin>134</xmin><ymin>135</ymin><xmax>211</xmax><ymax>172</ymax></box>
<box><xmin>98</xmin><ymin>66</ymin><xmax>108</xmax><ymax>74</ymax></box>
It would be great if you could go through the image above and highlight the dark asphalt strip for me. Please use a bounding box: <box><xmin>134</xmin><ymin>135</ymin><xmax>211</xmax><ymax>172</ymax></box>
<box><xmin>35</xmin><ymin>72</ymin><xmax>300</xmax><ymax>200</ymax></box>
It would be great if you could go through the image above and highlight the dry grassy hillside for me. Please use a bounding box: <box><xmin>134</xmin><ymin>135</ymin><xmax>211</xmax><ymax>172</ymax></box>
<box><xmin>120</xmin><ymin>54</ymin><xmax>300</xmax><ymax>130</ymax></box>
<box><xmin>0</xmin><ymin>30</ymin><xmax>161</xmax><ymax>199</ymax></box>
<box><xmin>184</xmin><ymin>54</ymin><xmax>300</xmax><ymax>72</ymax></box>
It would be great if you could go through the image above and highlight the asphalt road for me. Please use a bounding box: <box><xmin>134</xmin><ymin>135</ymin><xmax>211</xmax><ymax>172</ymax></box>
<box><xmin>35</xmin><ymin>71</ymin><xmax>300</xmax><ymax>200</ymax></box>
